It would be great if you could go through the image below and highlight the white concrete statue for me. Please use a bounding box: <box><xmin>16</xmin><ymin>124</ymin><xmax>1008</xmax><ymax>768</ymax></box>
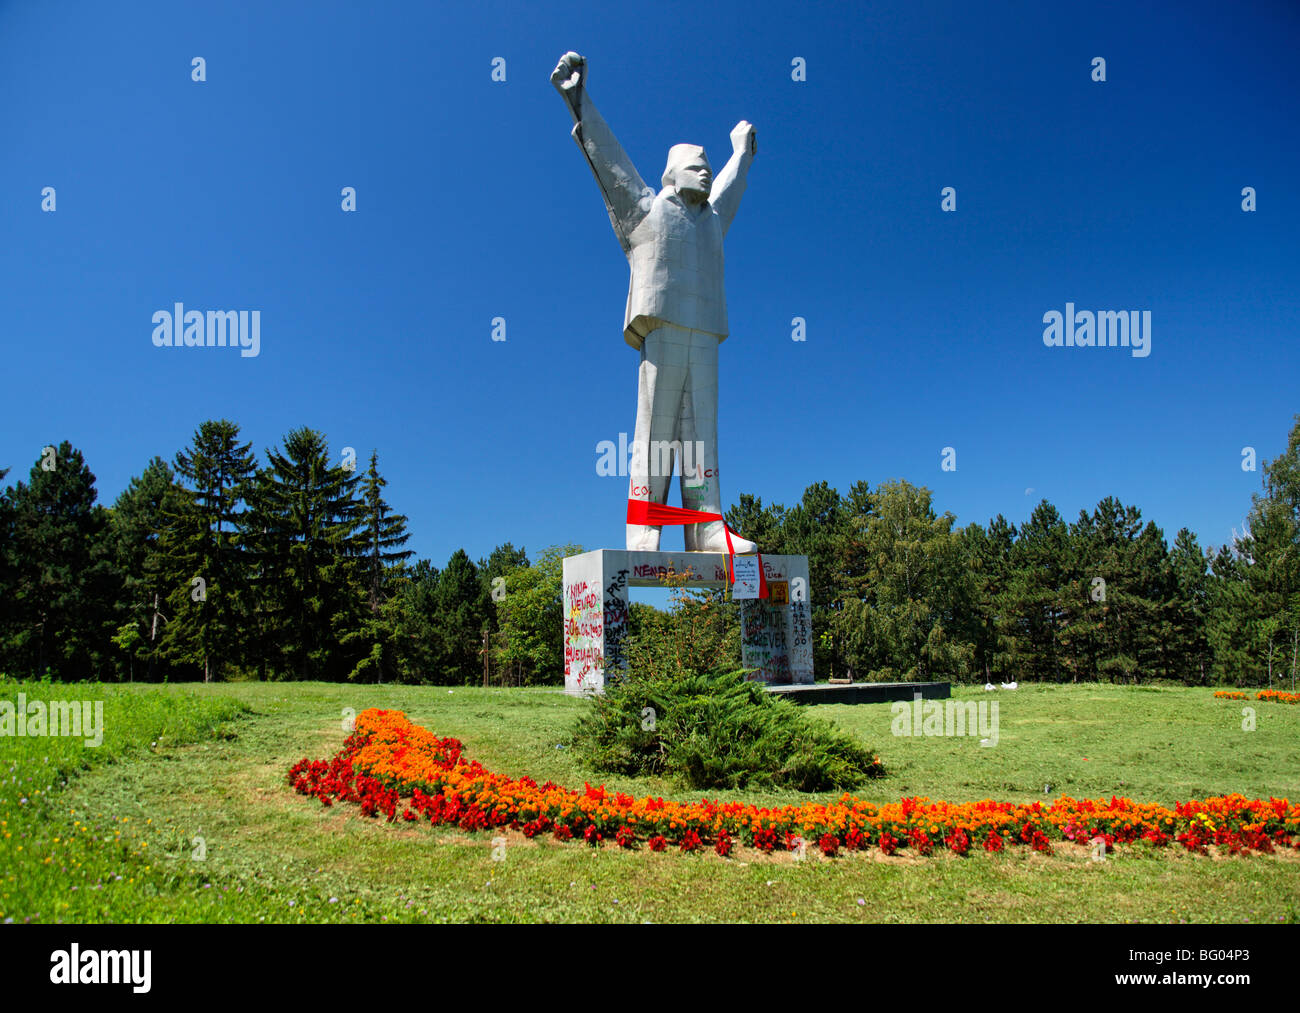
<box><xmin>551</xmin><ymin>51</ymin><xmax>758</xmax><ymax>555</ymax></box>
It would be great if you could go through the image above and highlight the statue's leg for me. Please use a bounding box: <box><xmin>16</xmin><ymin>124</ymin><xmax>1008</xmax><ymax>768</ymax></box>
<box><xmin>677</xmin><ymin>332</ymin><xmax>715</xmax><ymax>548</ymax></box>
<box><xmin>681</xmin><ymin>330</ymin><xmax>756</xmax><ymax>553</ymax></box>
<box><xmin>627</xmin><ymin>325</ymin><xmax>688</xmax><ymax>551</ymax></box>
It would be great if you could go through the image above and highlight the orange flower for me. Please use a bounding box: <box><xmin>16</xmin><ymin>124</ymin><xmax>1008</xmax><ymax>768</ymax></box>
<box><xmin>289</xmin><ymin>708</ymin><xmax>1299</xmax><ymax>860</ymax></box>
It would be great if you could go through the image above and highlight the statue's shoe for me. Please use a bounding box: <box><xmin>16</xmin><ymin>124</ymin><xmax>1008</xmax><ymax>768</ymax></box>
<box><xmin>687</xmin><ymin>520</ymin><xmax>756</xmax><ymax>555</ymax></box>
<box><xmin>626</xmin><ymin>524</ymin><xmax>662</xmax><ymax>552</ymax></box>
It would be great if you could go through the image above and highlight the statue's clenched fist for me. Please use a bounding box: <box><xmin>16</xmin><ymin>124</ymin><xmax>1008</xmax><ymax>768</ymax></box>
<box><xmin>731</xmin><ymin>120</ymin><xmax>756</xmax><ymax>157</ymax></box>
<box><xmin>550</xmin><ymin>51</ymin><xmax>586</xmax><ymax>94</ymax></box>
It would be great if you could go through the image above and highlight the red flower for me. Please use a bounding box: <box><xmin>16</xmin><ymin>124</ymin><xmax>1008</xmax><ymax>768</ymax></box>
<box><xmin>289</xmin><ymin>709</ymin><xmax>1300</xmax><ymax>864</ymax></box>
<box><xmin>844</xmin><ymin>827</ymin><xmax>868</xmax><ymax>851</ymax></box>
<box><xmin>752</xmin><ymin>828</ymin><xmax>778</xmax><ymax>853</ymax></box>
<box><xmin>944</xmin><ymin>828</ymin><xmax>970</xmax><ymax>855</ymax></box>
<box><xmin>818</xmin><ymin>833</ymin><xmax>839</xmax><ymax>857</ymax></box>
<box><xmin>648</xmin><ymin>835</ymin><xmax>667</xmax><ymax>852</ymax></box>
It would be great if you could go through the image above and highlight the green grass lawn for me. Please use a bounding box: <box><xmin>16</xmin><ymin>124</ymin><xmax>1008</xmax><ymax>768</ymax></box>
<box><xmin>2</xmin><ymin>679</ymin><xmax>1297</xmax><ymax>924</ymax></box>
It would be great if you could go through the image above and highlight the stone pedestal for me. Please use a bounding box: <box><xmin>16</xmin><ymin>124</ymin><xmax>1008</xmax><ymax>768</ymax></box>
<box><xmin>562</xmin><ymin>549</ymin><xmax>812</xmax><ymax>695</ymax></box>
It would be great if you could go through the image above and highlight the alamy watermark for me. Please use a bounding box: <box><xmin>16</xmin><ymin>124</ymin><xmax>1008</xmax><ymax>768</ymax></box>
<box><xmin>1042</xmin><ymin>303</ymin><xmax>1151</xmax><ymax>358</ymax></box>
<box><xmin>151</xmin><ymin>303</ymin><xmax>261</xmax><ymax>358</ymax></box>
<box><xmin>0</xmin><ymin>693</ymin><xmax>104</xmax><ymax>747</ymax></box>
<box><xmin>595</xmin><ymin>433</ymin><xmax>711</xmax><ymax>481</ymax></box>
<box><xmin>50</xmin><ymin>945</ymin><xmax>150</xmax><ymax>992</ymax></box>
<box><xmin>890</xmin><ymin>693</ymin><xmax>998</xmax><ymax>746</ymax></box>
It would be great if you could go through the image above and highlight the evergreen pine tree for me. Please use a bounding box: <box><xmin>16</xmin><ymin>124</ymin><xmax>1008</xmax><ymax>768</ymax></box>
<box><xmin>251</xmin><ymin>427</ymin><xmax>364</xmax><ymax>680</ymax></box>
<box><xmin>433</xmin><ymin>549</ymin><xmax>490</xmax><ymax>685</ymax></box>
<box><xmin>1166</xmin><ymin>528</ymin><xmax>1211</xmax><ymax>683</ymax></box>
<box><xmin>157</xmin><ymin>420</ymin><xmax>256</xmax><ymax>682</ymax></box>
<box><xmin>344</xmin><ymin>451</ymin><xmax>413</xmax><ymax>682</ymax></box>
<box><xmin>1005</xmin><ymin>501</ymin><xmax>1071</xmax><ymax>681</ymax></box>
<box><xmin>0</xmin><ymin>467</ymin><xmax>11</xmax><ymax>627</ymax></box>
<box><xmin>961</xmin><ymin>515</ymin><xmax>1017</xmax><ymax>681</ymax></box>
<box><xmin>1</xmin><ymin>442</ymin><xmax>119</xmax><ymax>679</ymax></box>
<box><xmin>109</xmin><ymin>456</ymin><xmax>179</xmax><ymax>681</ymax></box>
<box><xmin>388</xmin><ymin>559</ymin><xmax>442</xmax><ymax>682</ymax></box>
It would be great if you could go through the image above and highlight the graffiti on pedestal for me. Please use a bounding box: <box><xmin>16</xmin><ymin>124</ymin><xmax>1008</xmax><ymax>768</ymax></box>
<box><xmin>740</xmin><ymin>598</ymin><xmax>791</xmax><ymax>684</ymax></box>
<box><xmin>789</xmin><ymin>599</ymin><xmax>813</xmax><ymax>679</ymax></box>
<box><xmin>790</xmin><ymin>601</ymin><xmax>810</xmax><ymax>651</ymax></box>
<box><xmin>602</xmin><ymin>568</ymin><xmax>630</xmax><ymax>675</ymax></box>
<box><xmin>565</xmin><ymin>578</ymin><xmax>604</xmax><ymax>686</ymax></box>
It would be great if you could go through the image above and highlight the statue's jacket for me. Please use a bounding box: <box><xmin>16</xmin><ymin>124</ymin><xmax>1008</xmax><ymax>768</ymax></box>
<box><xmin>569</xmin><ymin>90</ymin><xmax>750</xmax><ymax>350</ymax></box>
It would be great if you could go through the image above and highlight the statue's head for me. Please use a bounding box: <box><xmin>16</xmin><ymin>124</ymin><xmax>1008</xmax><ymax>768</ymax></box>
<box><xmin>662</xmin><ymin>144</ymin><xmax>712</xmax><ymax>204</ymax></box>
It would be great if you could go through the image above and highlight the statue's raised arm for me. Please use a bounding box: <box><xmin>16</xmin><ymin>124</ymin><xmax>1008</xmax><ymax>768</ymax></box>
<box><xmin>551</xmin><ymin>52</ymin><xmax>655</xmax><ymax>253</ymax></box>
<box><xmin>709</xmin><ymin>120</ymin><xmax>756</xmax><ymax>236</ymax></box>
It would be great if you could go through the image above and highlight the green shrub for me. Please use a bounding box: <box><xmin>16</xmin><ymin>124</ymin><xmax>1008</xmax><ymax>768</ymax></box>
<box><xmin>571</xmin><ymin>667</ymin><xmax>884</xmax><ymax>791</ymax></box>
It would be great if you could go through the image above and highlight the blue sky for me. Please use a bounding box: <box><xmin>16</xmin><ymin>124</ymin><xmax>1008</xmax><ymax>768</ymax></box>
<box><xmin>2</xmin><ymin>0</ymin><xmax>1297</xmax><ymax>575</ymax></box>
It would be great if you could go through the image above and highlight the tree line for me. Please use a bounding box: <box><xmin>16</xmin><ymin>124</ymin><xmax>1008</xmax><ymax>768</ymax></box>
<box><xmin>725</xmin><ymin>415</ymin><xmax>1300</xmax><ymax>688</ymax></box>
<box><xmin>0</xmin><ymin>420</ymin><xmax>553</xmax><ymax>684</ymax></box>
<box><xmin>1</xmin><ymin>414</ymin><xmax>1297</xmax><ymax>687</ymax></box>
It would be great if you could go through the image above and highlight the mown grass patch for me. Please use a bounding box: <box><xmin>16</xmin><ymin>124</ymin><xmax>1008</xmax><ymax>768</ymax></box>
<box><xmin>3</xmin><ymin>681</ymin><xmax>1298</xmax><ymax>923</ymax></box>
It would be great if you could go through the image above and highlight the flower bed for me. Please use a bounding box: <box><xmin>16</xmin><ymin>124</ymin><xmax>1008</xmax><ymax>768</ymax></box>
<box><xmin>1215</xmin><ymin>689</ymin><xmax>1300</xmax><ymax>704</ymax></box>
<box><xmin>287</xmin><ymin>708</ymin><xmax>1300</xmax><ymax>858</ymax></box>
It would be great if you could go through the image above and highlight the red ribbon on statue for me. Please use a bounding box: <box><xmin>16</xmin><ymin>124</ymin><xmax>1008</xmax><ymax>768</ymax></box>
<box><xmin>626</xmin><ymin>499</ymin><xmax>767</xmax><ymax>598</ymax></box>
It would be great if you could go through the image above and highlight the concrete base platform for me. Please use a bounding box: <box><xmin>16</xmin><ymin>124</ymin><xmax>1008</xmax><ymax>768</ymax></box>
<box><xmin>765</xmin><ymin>681</ymin><xmax>951</xmax><ymax>705</ymax></box>
<box><xmin>563</xmin><ymin>548</ymin><xmax>812</xmax><ymax>695</ymax></box>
